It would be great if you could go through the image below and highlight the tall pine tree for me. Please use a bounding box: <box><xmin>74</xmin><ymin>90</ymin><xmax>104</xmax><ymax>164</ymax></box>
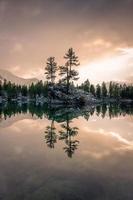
<box><xmin>59</xmin><ymin>48</ymin><xmax>79</xmax><ymax>94</ymax></box>
<box><xmin>45</xmin><ymin>57</ymin><xmax>57</xmax><ymax>85</ymax></box>
<box><xmin>102</xmin><ymin>82</ymin><xmax>107</xmax><ymax>99</ymax></box>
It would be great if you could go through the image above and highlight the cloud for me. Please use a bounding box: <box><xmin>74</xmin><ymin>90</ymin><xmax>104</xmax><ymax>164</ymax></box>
<box><xmin>79</xmin><ymin>47</ymin><xmax>133</xmax><ymax>83</ymax></box>
<box><xmin>83</xmin><ymin>38</ymin><xmax>112</xmax><ymax>49</ymax></box>
<box><xmin>0</xmin><ymin>1</ymin><xmax>8</xmax><ymax>14</ymax></box>
<box><xmin>12</xmin><ymin>43</ymin><xmax>23</xmax><ymax>53</ymax></box>
<box><xmin>0</xmin><ymin>0</ymin><xmax>133</xmax><ymax>81</ymax></box>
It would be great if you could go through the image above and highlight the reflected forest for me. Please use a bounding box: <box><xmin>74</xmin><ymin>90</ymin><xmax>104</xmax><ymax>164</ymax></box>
<box><xmin>1</xmin><ymin>102</ymin><xmax>133</xmax><ymax>158</ymax></box>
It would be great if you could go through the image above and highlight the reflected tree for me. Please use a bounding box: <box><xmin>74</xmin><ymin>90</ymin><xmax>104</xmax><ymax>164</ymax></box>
<box><xmin>45</xmin><ymin>120</ymin><xmax>57</xmax><ymax>148</ymax></box>
<box><xmin>59</xmin><ymin>115</ymin><xmax>79</xmax><ymax>158</ymax></box>
<box><xmin>108</xmin><ymin>103</ymin><xmax>121</xmax><ymax>118</ymax></box>
<box><xmin>101</xmin><ymin>104</ymin><xmax>107</xmax><ymax>118</ymax></box>
<box><xmin>84</xmin><ymin>110</ymin><xmax>90</xmax><ymax>121</ymax></box>
<box><xmin>96</xmin><ymin>105</ymin><xmax>101</xmax><ymax>116</ymax></box>
<box><xmin>1</xmin><ymin>103</ymin><xmax>133</xmax><ymax>121</ymax></box>
<box><xmin>90</xmin><ymin>108</ymin><xmax>95</xmax><ymax>116</ymax></box>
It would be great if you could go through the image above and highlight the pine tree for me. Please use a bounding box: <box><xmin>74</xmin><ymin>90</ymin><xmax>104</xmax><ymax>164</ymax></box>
<box><xmin>113</xmin><ymin>83</ymin><xmax>120</xmax><ymax>100</ymax></box>
<box><xmin>109</xmin><ymin>81</ymin><xmax>113</xmax><ymax>98</ymax></box>
<box><xmin>59</xmin><ymin>48</ymin><xmax>79</xmax><ymax>94</ymax></box>
<box><xmin>29</xmin><ymin>83</ymin><xmax>35</xmax><ymax>98</ymax></box>
<box><xmin>96</xmin><ymin>84</ymin><xmax>101</xmax><ymax>98</ymax></box>
<box><xmin>83</xmin><ymin>79</ymin><xmax>90</xmax><ymax>92</ymax></box>
<box><xmin>45</xmin><ymin>57</ymin><xmax>57</xmax><ymax>85</ymax></box>
<box><xmin>21</xmin><ymin>85</ymin><xmax>28</xmax><ymax>97</ymax></box>
<box><xmin>90</xmin><ymin>84</ymin><xmax>95</xmax><ymax>96</ymax></box>
<box><xmin>102</xmin><ymin>82</ymin><xmax>107</xmax><ymax>98</ymax></box>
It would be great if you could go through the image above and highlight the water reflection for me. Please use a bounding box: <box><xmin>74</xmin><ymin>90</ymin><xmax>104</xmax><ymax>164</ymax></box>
<box><xmin>44</xmin><ymin>107</ymin><xmax>79</xmax><ymax>157</ymax></box>
<box><xmin>59</xmin><ymin>113</ymin><xmax>79</xmax><ymax>158</ymax></box>
<box><xmin>45</xmin><ymin>120</ymin><xmax>57</xmax><ymax>149</ymax></box>
<box><xmin>0</xmin><ymin>103</ymin><xmax>133</xmax><ymax>199</ymax></box>
<box><xmin>1</xmin><ymin>102</ymin><xmax>133</xmax><ymax>121</ymax></box>
<box><xmin>1</xmin><ymin>102</ymin><xmax>133</xmax><ymax>158</ymax></box>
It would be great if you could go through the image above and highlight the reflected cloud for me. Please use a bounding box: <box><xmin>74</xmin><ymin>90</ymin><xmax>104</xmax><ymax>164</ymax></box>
<box><xmin>108</xmin><ymin>131</ymin><xmax>131</xmax><ymax>145</ymax></box>
<box><xmin>79</xmin><ymin>125</ymin><xmax>133</xmax><ymax>160</ymax></box>
<box><xmin>1</xmin><ymin>103</ymin><xmax>133</xmax><ymax>160</ymax></box>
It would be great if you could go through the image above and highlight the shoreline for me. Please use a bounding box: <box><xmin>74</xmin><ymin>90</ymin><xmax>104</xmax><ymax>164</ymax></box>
<box><xmin>0</xmin><ymin>96</ymin><xmax>133</xmax><ymax>106</ymax></box>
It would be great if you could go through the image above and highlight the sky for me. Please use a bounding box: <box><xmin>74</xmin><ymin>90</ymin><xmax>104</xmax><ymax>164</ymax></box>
<box><xmin>0</xmin><ymin>0</ymin><xmax>133</xmax><ymax>83</ymax></box>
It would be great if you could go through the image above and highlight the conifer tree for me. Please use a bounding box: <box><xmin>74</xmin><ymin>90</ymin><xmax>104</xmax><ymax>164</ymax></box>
<box><xmin>45</xmin><ymin>120</ymin><xmax>57</xmax><ymax>148</ymax></box>
<box><xmin>96</xmin><ymin>84</ymin><xmax>101</xmax><ymax>98</ymax></box>
<box><xmin>102</xmin><ymin>82</ymin><xmax>107</xmax><ymax>98</ymax></box>
<box><xmin>82</xmin><ymin>79</ymin><xmax>90</xmax><ymax>92</ymax></box>
<box><xmin>59</xmin><ymin>48</ymin><xmax>79</xmax><ymax>94</ymax></box>
<box><xmin>45</xmin><ymin>57</ymin><xmax>57</xmax><ymax>85</ymax></box>
<box><xmin>109</xmin><ymin>81</ymin><xmax>113</xmax><ymax>98</ymax></box>
<box><xmin>21</xmin><ymin>85</ymin><xmax>28</xmax><ymax>97</ymax></box>
<box><xmin>90</xmin><ymin>84</ymin><xmax>96</xmax><ymax>96</ymax></box>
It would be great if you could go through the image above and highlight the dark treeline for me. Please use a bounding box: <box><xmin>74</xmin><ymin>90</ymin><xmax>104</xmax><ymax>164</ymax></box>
<box><xmin>1</xmin><ymin>103</ymin><xmax>133</xmax><ymax>121</ymax></box>
<box><xmin>0</xmin><ymin>47</ymin><xmax>133</xmax><ymax>102</ymax></box>
<box><xmin>0</xmin><ymin>79</ymin><xmax>48</xmax><ymax>100</ymax></box>
<box><xmin>78</xmin><ymin>79</ymin><xmax>133</xmax><ymax>100</ymax></box>
<box><xmin>1</xmin><ymin>79</ymin><xmax>133</xmax><ymax>102</ymax></box>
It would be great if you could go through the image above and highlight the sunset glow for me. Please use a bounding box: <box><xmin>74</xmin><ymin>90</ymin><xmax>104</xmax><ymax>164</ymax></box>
<box><xmin>0</xmin><ymin>1</ymin><xmax>133</xmax><ymax>199</ymax></box>
<box><xmin>78</xmin><ymin>48</ymin><xmax>133</xmax><ymax>83</ymax></box>
<box><xmin>0</xmin><ymin>0</ymin><xmax>133</xmax><ymax>83</ymax></box>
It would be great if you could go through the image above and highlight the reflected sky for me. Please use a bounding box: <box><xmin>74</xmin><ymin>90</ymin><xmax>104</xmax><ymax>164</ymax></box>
<box><xmin>0</xmin><ymin>105</ymin><xmax>133</xmax><ymax>199</ymax></box>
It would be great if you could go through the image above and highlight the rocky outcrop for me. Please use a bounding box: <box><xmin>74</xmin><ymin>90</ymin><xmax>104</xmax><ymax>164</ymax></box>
<box><xmin>48</xmin><ymin>84</ymin><xmax>98</xmax><ymax>106</ymax></box>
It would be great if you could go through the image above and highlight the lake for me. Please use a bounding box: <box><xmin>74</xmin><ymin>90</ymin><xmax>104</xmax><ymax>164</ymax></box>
<box><xmin>0</xmin><ymin>103</ymin><xmax>133</xmax><ymax>200</ymax></box>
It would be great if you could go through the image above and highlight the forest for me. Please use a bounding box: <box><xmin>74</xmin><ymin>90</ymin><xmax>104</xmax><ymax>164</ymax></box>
<box><xmin>0</xmin><ymin>48</ymin><xmax>133</xmax><ymax>102</ymax></box>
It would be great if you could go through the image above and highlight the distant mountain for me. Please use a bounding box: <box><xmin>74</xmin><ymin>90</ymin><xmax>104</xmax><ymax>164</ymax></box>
<box><xmin>0</xmin><ymin>69</ymin><xmax>39</xmax><ymax>85</ymax></box>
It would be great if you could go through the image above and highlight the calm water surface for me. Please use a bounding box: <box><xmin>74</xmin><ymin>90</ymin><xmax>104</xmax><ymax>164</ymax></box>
<box><xmin>0</xmin><ymin>104</ymin><xmax>133</xmax><ymax>200</ymax></box>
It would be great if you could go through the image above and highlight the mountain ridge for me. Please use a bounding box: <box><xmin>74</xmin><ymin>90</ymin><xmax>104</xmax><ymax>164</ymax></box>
<box><xmin>0</xmin><ymin>69</ymin><xmax>39</xmax><ymax>85</ymax></box>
